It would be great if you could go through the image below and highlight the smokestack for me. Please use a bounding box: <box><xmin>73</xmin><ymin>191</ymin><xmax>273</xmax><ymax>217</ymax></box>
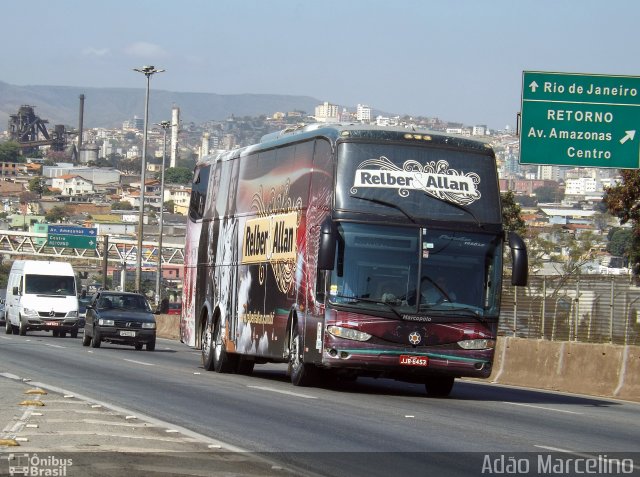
<box><xmin>78</xmin><ymin>94</ymin><xmax>85</xmax><ymax>154</ymax></box>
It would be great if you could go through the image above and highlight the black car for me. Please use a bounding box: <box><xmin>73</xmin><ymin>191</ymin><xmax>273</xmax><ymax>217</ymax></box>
<box><xmin>82</xmin><ymin>291</ymin><xmax>156</xmax><ymax>351</ymax></box>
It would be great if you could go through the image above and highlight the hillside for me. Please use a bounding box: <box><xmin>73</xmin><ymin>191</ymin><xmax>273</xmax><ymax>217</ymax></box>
<box><xmin>0</xmin><ymin>80</ymin><xmax>322</xmax><ymax>130</ymax></box>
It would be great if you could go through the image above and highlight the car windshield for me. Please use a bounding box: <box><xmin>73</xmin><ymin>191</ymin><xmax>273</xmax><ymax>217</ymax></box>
<box><xmin>98</xmin><ymin>295</ymin><xmax>150</xmax><ymax>312</ymax></box>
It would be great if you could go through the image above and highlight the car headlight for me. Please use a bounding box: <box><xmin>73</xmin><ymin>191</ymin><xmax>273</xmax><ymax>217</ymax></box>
<box><xmin>22</xmin><ymin>308</ymin><xmax>39</xmax><ymax>317</ymax></box>
<box><xmin>141</xmin><ymin>322</ymin><xmax>156</xmax><ymax>329</ymax></box>
<box><xmin>327</xmin><ymin>325</ymin><xmax>371</xmax><ymax>342</ymax></box>
<box><xmin>98</xmin><ymin>318</ymin><xmax>115</xmax><ymax>326</ymax></box>
<box><xmin>457</xmin><ymin>339</ymin><xmax>495</xmax><ymax>350</ymax></box>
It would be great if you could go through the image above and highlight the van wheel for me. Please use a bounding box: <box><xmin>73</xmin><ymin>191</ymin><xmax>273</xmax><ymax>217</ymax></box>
<box><xmin>5</xmin><ymin>319</ymin><xmax>11</xmax><ymax>335</ymax></box>
<box><xmin>18</xmin><ymin>318</ymin><xmax>27</xmax><ymax>336</ymax></box>
<box><xmin>52</xmin><ymin>330</ymin><xmax>59</xmax><ymax>337</ymax></box>
<box><xmin>70</xmin><ymin>329</ymin><xmax>78</xmax><ymax>339</ymax></box>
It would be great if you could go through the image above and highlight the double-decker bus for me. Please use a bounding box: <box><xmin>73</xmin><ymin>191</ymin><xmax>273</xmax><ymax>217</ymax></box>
<box><xmin>181</xmin><ymin>124</ymin><xmax>528</xmax><ymax>396</ymax></box>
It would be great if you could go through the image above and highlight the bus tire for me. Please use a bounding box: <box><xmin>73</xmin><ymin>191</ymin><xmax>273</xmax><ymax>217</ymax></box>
<box><xmin>424</xmin><ymin>376</ymin><xmax>454</xmax><ymax>397</ymax></box>
<box><xmin>201</xmin><ymin>315</ymin><xmax>215</xmax><ymax>371</ymax></box>
<box><xmin>288</xmin><ymin>325</ymin><xmax>316</xmax><ymax>386</ymax></box>
<box><xmin>213</xmin><ymin>317</ymin><xmax>236</xmax><ymax>373</ymax></box>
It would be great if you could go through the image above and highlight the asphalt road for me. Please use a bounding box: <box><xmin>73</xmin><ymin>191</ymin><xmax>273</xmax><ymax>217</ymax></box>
<box><xmin>1</xmin><ymin>331</ymin><xmax>639</xmax><ymax>476</ymax></box>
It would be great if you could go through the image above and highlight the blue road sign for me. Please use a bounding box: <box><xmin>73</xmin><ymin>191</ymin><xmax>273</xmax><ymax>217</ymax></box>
<box><xmin>47</xmin><ymin>225</ymin><xmax>97</xmax><ymax>237</ymax></box>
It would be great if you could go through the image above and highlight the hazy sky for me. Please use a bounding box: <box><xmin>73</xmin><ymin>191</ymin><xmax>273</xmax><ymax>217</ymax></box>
<box><xmin>3</xmin><ymin>0</ymin><xmax>639</xmax><ymax>129</ymax></box>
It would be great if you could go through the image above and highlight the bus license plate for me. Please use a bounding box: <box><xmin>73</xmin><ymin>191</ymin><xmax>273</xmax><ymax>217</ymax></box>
<box><xmin>119</xmin><ymin>330</ymin><xmax>136</xmax><ymax>337</ymax></box>
<box><xmin>399</xmin><ymin>355</ymin><xmax>428</xmax><ymax>367</ymax></box>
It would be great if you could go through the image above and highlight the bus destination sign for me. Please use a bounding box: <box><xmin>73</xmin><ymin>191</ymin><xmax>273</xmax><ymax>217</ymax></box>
<box><xmin>520</xmin><ymin>71</ymin><xmax>640</xmax><ymax>169</ymax></box>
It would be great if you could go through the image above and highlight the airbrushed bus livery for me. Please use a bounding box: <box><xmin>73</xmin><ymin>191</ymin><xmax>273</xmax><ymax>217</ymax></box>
<box><xmin>181</xmin><ymin>124</ymin><xmax>528</xmax><ymax>396</ymax></box>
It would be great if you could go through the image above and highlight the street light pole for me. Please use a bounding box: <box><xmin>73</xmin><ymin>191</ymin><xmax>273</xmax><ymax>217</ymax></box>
<box><xmin>154</xmin><ymin>120</ymin><xmax>170</xmax><ymax>309</ymax></box>
<box><xmin>133</xmin><ymin>65</ymin><xmax>164</xmax><ymax>292</ymax></box>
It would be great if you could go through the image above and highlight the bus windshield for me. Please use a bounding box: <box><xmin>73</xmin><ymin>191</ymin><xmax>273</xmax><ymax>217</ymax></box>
<box><xmin>327</xmin><ymin>223</ymin><xmax>503</xmax><ymax>319</ymax></box>
<box><xmin>335</xmin><ymin>142</ymin><xmax>501</xmax><ymax>224</ymax></box>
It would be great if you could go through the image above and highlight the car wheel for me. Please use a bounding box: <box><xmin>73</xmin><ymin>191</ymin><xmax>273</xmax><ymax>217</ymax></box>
<box><xmin>18</xmin><ymin>317</ymin><xmax>27</xmax><ymax>336</ymax></box>
<box><xmin>90</xmin><ymin>327</ymin><xmax>101</xmax><ymax>348</ymax></box>
<box><xmin>146</xmin><ymin>338</ymin><xmax>155</xmax><ymax>351</ymax></box>
<box><xmin>81</xmin><ymin>327</ymin><xmax>91</xmax><ymax>347</ymax></box>
<box><xmin>5</xmin><ymin>319</ymin><xmax>11</xmax><ymax>335</ymax></box>
<box><xmin>134</xmin><ymin>343</ymin><xmax>143</xmax><ymax>351</ymax></box>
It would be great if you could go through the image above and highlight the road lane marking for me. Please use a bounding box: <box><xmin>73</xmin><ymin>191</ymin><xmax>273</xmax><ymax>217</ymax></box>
<box><xmin>504</xmin><ymin>401</ymin><xmax>583</xmax><ymax>415</ymax></box>
<box><xmin>247</xmin><ymin>385</ymin><xmax>317</xmax><ymax>399</ymax></box>
<box><xmin>123</xmin><ymin>359</ymin><xmax>155</xmax><ymax>366</ymax></box>
<box><xmin>45</xmin><ymin>343</ymin><xmax>66</xmax><ymax>349</ymax></box>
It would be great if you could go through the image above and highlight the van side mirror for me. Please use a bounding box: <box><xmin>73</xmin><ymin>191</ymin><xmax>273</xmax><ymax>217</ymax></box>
<box><xmin>317</xmin><ymin>218</ymin><xmax>337</xmax><ymax>270</ymax></box>
<box><xmin>508</xmin><ymin>231</ymin><xmax>528</xmax><ymax>286</ymax></box>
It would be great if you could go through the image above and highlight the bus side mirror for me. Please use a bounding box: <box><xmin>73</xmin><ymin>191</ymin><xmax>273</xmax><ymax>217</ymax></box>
<box><xmin>508</xmin><ymin>231</ymin><xmax>528</xmax><ymax>286</ymax></box>
<box><xmin>317</xmin><ymin>218</ymin><xmax>337</xmax><ymax>270</ymax></box>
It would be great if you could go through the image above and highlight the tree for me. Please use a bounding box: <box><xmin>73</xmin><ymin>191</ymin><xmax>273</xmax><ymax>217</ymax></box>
<box><xmin>603</xmin><ymin>170</ymin><xmax>640</xmax><ymax>276</ymax></box>
<box><xmin>608</xmin><ymin>228</ymin><xmax>633</xmax><ymax>257</ymax></box>
<box><xmin>45</xmin><ymin>206</ymin><xmax>70</xmax><ymax>223</ymax></box>
<box><xmin>164</xmin><ymin>167</ymin><xmax>193</xmax><ymax>185</ymax></box>
<box><xmin>111</xmin><ymin>201</ymin><xmax>133</xmax><ymax>210</ymax></box>
<box><xmin>501</xmin><ymin>191</ymin><xmax>526</xmax><ymax>235</ymax></box>
<box><xmin>0</xmin><ymin>141</ymin><xmax>22</xmax><ymax>163</ymax></box>
<box><xmin>533</xmin><ymin>185</ymin><xmax>559</xmax><ymax>203</ymax></box>
<box><xmin>164</xmin><ymin>200</ymin><xmax>175</xmax><ymax>214</ymax></box>
<box><xmin>27</xmin><ymin>177</ymin><xmax>46</xmax><ymax>195</ymax></box>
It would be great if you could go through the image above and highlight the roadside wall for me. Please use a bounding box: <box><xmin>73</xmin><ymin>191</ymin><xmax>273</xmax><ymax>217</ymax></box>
<box><xmin>155</xmin><ymin>315</ymin><xmax>640</xmax><ymax>402</ymax></box>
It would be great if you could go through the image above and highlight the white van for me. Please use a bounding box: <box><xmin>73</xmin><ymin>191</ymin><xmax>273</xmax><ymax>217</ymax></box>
<box><xmin>5</xmin><ymin>260</ymin><xmax>80</xmax><ymax>337</ymax></box>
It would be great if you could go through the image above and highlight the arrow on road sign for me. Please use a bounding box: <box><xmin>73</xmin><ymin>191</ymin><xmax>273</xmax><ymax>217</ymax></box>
<box><xmin>529</xmin><ymin>80</ymin><xmax>539</xmax><ymax>93</ymax></box>
<box><xmin>619</xmin><ymin>130</ymin><xmax>636</xmax><ymax>144</ymax></box>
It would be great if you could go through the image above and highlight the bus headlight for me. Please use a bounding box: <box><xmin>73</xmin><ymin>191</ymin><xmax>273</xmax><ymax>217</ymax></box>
<box><xmin>98</xmin><ymin>319</ymin><xmax>115</xmax><ymax>326</ymax></box>
<box><xmin>457</xmin><ymin>339</ymin><xmax>495</xmax><ymax>350</ymax></box>
<box><xmin>327</xmin><ymin>325</ymin><xmax>371</xmax><ymax>342</ymax></box>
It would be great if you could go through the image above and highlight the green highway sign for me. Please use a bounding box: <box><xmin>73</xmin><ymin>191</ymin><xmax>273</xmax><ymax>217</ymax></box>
<box><xmin>47</xmin><ymin>234</ymin><xmax>97</xmax><ymax>250</ymax></box>
<box><xmin>520</xmin><ymin>71</ymin><xmax>640</xmax><ymax>169</ymax></box>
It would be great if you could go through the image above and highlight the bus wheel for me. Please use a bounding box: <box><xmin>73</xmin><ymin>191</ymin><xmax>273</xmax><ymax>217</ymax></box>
<box><xmin>201</xmin><ymin>316</ymin><xmax>215</xmax><ymax>371</ymax></box>
<box><xmin>288</xmin><ymin>326</ymin><xmax>316</xmax><ymax>386</ymax></box>
<box><xmin>424</xmin><ymin>376</ymin><xmax>454</xmax><ymax>397</ymax></box>
<box><xmin>213</xmin><ymin>317</ymin><xmax>236</xmax><ymax>373</ymax></box>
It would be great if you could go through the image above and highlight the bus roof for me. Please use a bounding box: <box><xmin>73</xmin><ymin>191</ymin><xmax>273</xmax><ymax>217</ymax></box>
<box><xmin>197</xmin><ymin>123</ymin><xmax>494</xmax><ymax>166</ymax></box>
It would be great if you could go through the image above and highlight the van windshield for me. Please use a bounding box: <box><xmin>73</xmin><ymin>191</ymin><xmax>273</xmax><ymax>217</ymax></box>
<box><xmin>25</xmin><ymin>275</ymin><xmax>76</xmax><ymax>296</ymax></box>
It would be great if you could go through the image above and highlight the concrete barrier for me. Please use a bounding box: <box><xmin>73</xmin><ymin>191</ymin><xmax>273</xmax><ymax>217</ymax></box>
<box><xmin>491</xmin><ymin>337</ymin><xmax>639</xmax><ymax>402</ymax></box>
<box><xmin>155</xmin><ymin>314</ymin><xmax>180</xmax><ymax>341</ymax></box>
<box><xmin>155</xmin><ymin>315</ymin><xmax>639</xmax><ymax>402</ymax></box>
